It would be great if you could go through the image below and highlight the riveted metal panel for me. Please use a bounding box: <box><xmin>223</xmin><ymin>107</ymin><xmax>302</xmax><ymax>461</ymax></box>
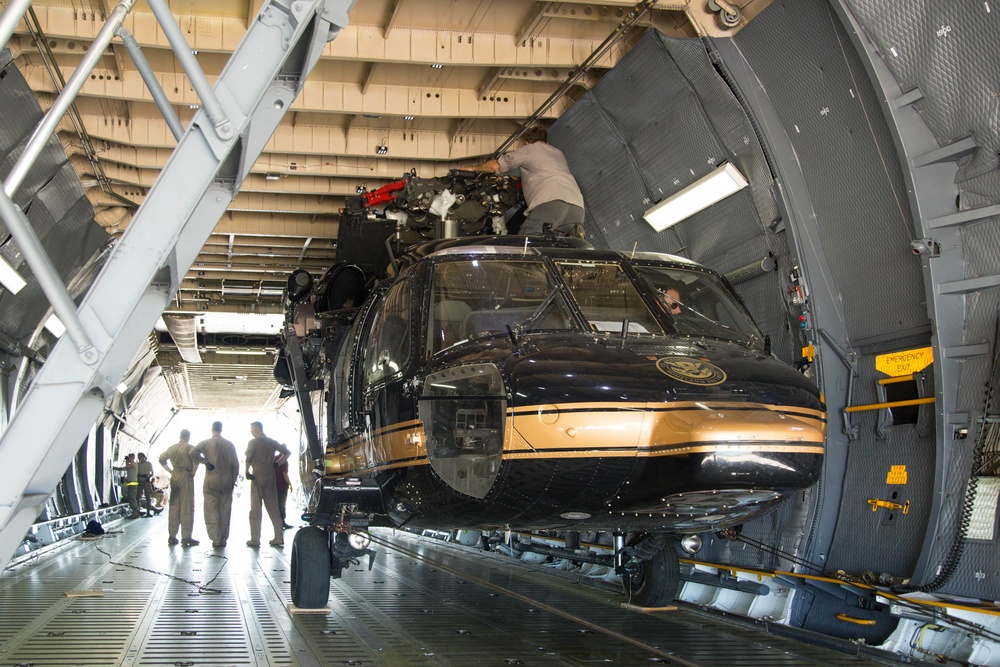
<box><xmin>732</xmin><ymin>1</ymin><xmax>927</xmax><ymax>344</ymax></box>
<box><xmin>844</xmin><ymin>0</ymin><xmax>1000</xmax><ymax>190</ymax></box>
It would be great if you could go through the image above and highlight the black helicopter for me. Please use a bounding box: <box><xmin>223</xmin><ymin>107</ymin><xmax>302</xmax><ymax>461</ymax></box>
<box><xmin>275</xmin><ymin>174</ymin><xmax>825</xmax><ymax>609</ymax></box>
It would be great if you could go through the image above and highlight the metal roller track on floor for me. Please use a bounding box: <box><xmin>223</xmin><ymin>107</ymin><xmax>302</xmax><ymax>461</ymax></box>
<box><xmin>0</xmin><ymin>516</ymin><xmax>901</xmax><ymax>667</ymax></box>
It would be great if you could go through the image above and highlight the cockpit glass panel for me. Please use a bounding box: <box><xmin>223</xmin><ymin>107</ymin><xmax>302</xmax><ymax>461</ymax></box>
<box><xmin>555</xmin><ymin>261</ymin><xmax>664</xmax><ymax>335</ymax></box>
<box><xmin>363</xmin><ymin>279</ymin><xmax>412</xmax><ymax>386</ymax></box>
<box><xmin>634</xmin><ymin>265</ymin><xmax>763</xmax><ymax>348</ymax></box>
<box><xmin>427</xmin><ymin>259</ymin><xmax>579</xmax><ymax>354</ymax></box>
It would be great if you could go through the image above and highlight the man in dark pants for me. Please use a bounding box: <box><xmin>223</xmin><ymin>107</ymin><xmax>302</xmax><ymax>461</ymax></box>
<box><xmin>136</xmin><ymin>453</ymin><xmax>156</xmax><ymax>517</ymax></box>
<box><xmin>274</xmin><ymin>454</ymin><xmax>293</xmax><ymax>530</ymax></box>
<box><xmin>470</xmin><ymin>126</ymin><xmax>585</xmax><ymax>237</ymax></box>
<box><xmin>114</xmin><ymin>453</ymin><xmax>140</xmax><ymax>519</ymax></box>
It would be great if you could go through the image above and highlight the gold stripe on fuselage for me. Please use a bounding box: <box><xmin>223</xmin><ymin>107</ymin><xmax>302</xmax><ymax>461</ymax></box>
<box><xmin>326</xmin><ymin>402</ymin><xmax>826</xmax><ymax>475</ymax></box>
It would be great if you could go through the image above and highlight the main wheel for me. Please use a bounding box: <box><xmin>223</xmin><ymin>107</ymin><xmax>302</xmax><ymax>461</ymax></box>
<box><xmin>291</xmin><ymin>527</ymin><xmax>331</xmax><ymax>608</ymax></box>
<box><xmin>622</xmin><ymin>544</ymin><xmax>680</xmax><ymax>607</ymax></box>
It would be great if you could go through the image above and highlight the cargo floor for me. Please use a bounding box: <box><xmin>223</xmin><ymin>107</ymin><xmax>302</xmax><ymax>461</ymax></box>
<box><xmin>1</xmin><ymin>514</ymin><xmax>899</xmax><ymax>666</ymax></box>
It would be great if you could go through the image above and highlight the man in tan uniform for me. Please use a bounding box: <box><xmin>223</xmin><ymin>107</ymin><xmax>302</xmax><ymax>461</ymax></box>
<box><xmin>158</xmin><ymin>429</ymin><xmax>200</xmax><ymax>546</ymax></box>
<box><xmin>192</xmin><ymin>421</ymin><xmax>240</xmax><ymax>548</ymax></box>
<box><xmin>244</xmin><ymin>421</ymin><xmax>291</xmax><ymax>547</ymax></box>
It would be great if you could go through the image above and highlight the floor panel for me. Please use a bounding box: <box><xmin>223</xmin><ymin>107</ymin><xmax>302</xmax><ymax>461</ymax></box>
<box><xmin>1</xmin><ymin>514</ymin><xmax>896</xmax><ymax>666</ymax></box>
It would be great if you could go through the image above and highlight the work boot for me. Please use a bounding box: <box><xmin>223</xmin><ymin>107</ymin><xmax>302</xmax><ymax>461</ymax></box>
<box><xmin>180</xmin><ymin>538</ymin><xmax>200</xmax><ymax>546</ymax></box>
<box><xmin>246</xmin><ymin>540</ymin><xmax>260</xmax><ymax>548</ymax></box>
<box><xmin>167</xmin><ymin>537</ymin><xmax>179</xmax><ymax>545</ymax></box>
<box><xmin>269</xmin><ymin>538</ymin><xmax>284</xmax><ymax>547</ymax></box>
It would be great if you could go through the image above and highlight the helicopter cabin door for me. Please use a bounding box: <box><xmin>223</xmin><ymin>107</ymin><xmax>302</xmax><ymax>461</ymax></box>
<box><xmin>354</xmin><ymin>277</ymin><xmax>417</xmax><ymax>469</ymax></box>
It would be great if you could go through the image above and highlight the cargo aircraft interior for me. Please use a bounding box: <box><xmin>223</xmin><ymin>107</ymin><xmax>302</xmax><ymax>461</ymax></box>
<box><xmin>1</xmin><ymin>0</ymin><xmax>999</xmax><ymax>665</ymax></box>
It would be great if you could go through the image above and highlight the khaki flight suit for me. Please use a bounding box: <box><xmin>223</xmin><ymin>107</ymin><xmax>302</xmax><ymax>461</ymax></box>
<box><xmin>245</xmin><ymin>436</ymin><xmax>291</xmax><ymax>544</ymax></box>
<box><xmin>159</xmin><ymin>442</ymin><xmax>200</xmax><ymax>541</ymax></box>
<box><xmin>193</xmin><ymin>435</ymin><xmax>240</xmax><ymax>546</ymax></box>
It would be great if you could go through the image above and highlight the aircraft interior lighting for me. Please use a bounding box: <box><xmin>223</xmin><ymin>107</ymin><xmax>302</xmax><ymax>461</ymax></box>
<box><xmin>0</xmin><ymin>257</ymin><xmax>26</xmax><ymax>294</ymax></box>
<box><xmin>643</xmin><ymin>162</ymin><xmax>748</xmax><ymax>232</ymax></box>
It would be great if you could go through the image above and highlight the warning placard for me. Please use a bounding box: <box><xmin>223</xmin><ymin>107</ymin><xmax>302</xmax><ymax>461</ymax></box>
<box><xmin>876</xmin><ymin>346</ymin><xmax>933</xmax><ymax>377</ymax></box>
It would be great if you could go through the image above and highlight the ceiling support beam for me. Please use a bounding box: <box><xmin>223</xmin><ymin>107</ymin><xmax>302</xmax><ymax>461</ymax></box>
<box><xmin>518</xmin><ymin>2</ymin><xmax>553</xmax><ymax>45</ymax></box>
<box><xmin>384</xmin><ymin>0</ymin><xmax>404</xmax><ymax>38</ymax></box>
<box><xmin>360</xmin><ymin>62</ymin><xmax>378</xmax><ymax>96</ymax></box>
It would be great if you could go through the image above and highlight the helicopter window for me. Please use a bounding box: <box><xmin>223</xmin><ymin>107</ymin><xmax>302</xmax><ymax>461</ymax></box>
<box><xmin>427</xmin><ymin>259</ymin><xmax>578</xmax><ymax>354</ymax></box>
<box><xmin>364</xmin><ymin>279</ymin><xmax>412</xmax><ymax>385</ymax></box>
<box><xmin>555</xmin><ymin>261</ymin><xmax>664</xmax><ymax>335</ymax></box>
<box><xmin>634</xmin><ymin>266</ymin><xmax>763</xmax><ymax>348</ymax></box>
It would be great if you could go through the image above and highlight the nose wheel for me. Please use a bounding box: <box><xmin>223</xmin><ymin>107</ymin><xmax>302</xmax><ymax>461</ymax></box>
<box><xmin>291</xmin><ymin>527</ymin><xmax>331</xmax><ymax>608</ymax></box>
<box><xmin>621</xmin><ymin>541</ymin><xmax>681</xmax><ymax>607</ymax></box>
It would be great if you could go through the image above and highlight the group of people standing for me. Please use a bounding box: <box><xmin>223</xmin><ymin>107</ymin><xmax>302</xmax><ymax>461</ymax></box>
<box><xmin>119</xmin><ymin>420</ymin><xmax>293</xmax><ymax>549</ymax></box>
<box><xmin>115</xmin><ymin>452</ymin><xmax>163</xmax><ymax>519</ymax></box>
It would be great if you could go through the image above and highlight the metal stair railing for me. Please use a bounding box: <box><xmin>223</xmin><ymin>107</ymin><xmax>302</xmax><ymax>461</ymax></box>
<box><xmin>0</xmin><ymin>0</ymin><xmax>356</xmax><ymax>571</ymax></box>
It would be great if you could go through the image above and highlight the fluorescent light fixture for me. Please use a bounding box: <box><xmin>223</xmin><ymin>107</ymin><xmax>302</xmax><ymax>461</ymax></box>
<box><xmin>404</xmin><ymin>115</ymin><xmax>414</xmax><ymax>121</ymax></box>
<box><xmin>431</xmin><ymin>64</ymin><xmax>443</xmax><ymax>69</ymax></box>
<box><xmin>376</xmin><ymin>145</ymin><xmax>388</xmax><ymax>155</ymax></box>
<box><xmin>264</xmin><ymin>173</ymin><xmax>280</xmax><ymax>181</ymax></box>
<box><xmin>44</xmin><ymin>313</ymin><xmax>66</xmax><ymax>337</ymax></box>
<box><xmin>213</xmin><ymin>348</ymin><xmax>268</xmax><ymax>356</ymax></box>
<box><xmin>116</xmin><ymin>382</ymin><xmax>128</xmax><ymax>393</ymax></box>
<box><xmin>0</xmin><ymin>257</ymin><xmax>26</xmax><ymax>294</ymax></box>
<box><xmin>643</xmin><ymin>162</ymin><xmax>748</xmax><ymax>232</ymax></box>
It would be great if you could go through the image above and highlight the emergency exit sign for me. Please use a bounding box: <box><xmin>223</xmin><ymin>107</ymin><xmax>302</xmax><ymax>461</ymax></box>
<box><xmin>876</xmin><ymin>346</ymin><xmax>934</xmax><ymax>377</ymax></box>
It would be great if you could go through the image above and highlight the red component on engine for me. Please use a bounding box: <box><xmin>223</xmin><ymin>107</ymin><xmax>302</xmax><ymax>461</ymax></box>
<box><xmin>363</xmin><ymin>178</ymin><xmax>407</xmax><ymax>207</ymax></box>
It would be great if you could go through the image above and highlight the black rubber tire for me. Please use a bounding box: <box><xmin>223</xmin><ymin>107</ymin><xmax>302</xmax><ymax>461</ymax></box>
<box><xmin>291</xmin><ymin>527</ymin><xmax>331</xmax><ymax>608</ymax></box>
<box><xmin>622</xmin><ymin>543</ymin><xmax>681</xmax><ymax>607</ymax></box>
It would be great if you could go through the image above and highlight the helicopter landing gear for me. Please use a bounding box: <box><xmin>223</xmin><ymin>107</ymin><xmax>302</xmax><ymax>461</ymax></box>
<box><xmin>617</xmin><ymin>533</ymin><xmax>681</xmax><ymax>607</ymax></box>
<box><xmin>291</xmin><ymin>527</ymin><xmax>331</xmax><ymax>609</ymax></box>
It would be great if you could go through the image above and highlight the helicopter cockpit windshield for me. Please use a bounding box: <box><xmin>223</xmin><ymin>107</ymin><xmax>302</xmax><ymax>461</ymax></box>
<box><xmin>427</xmin><ymin>258</ymin><xmax>580</xmax><ymax>355</ymax></box>
<box><xmin>633</xmin><ymin>264</ymin><xmax>764</xmax><ymax>349</ymax></box>
<box><xmin>425</xmin><ymin>254</ymin><xmax>764</xmax><ymax>354</ymax></box>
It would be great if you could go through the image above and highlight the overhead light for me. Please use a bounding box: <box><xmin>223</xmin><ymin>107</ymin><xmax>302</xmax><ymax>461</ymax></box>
<box><xmin>265</xmin><ymin>173</ymin><xmax>280</xmax><ymax>181</ymax></box>
<box><xmin>376</xmin><ymin>145</ymin><xmax>388</xmax><ymax>155</ymax></box>
<box><xmin>404</xmin><ymin>115</ymin><xmax>414</xmax><ymax>121</ymax></box>
<box><xmin>189</xmin><ymin>104</ymin><xmax>200</xmax><ymax>109</ymax></box>
<box><xmin>221</xmin><ymin>283</ymin><xmax>284</xmax><ymax>296</ymax></box>
<box><xmin>44</xmin><ymin>313</ymin><xmax>66</xmax><ymax>337</ymax></box>
<box><xmin>431</xmin><ymin>64</ymin><xmax>443</xmax><ymax>69</ymax></box>
<box><xmin>213</xmin><ymin>348</ymin><xmax>268</xmax><ymax>356</ymax></box>
<box><xmin>356</xmin><ymin>185</ymin><xmax>366</xmax><ymax>194</ymax></box>
<box><xmin>0</xmin><ymin>256</ymin><xmax>26</xmax><ymax>294</ymax></box>
<box><xmin>116</xmin><ymin>381</ymin><xmax>128</xmax><ymax>394</ymax></box>
<box><xmin>643</xmin><ymin>162</ymin><xmax>748</xmax><ymax>232</ymax></box>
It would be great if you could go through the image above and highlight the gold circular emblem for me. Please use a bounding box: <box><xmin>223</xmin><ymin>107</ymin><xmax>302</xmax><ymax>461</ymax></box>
<box><xmin>655</xmin><ymin>357</ymin><xmax>727</xmax><ymax>386</ymax></box>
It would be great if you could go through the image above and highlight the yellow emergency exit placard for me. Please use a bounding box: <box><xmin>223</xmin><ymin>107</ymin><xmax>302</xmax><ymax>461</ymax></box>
<box><xmin>876</xmin><ymin>346</ymin><xmax>933</xmax><ymax>377</ymax></box>
<box><xmin>886</xmin><ymin>465</ymin><xmax>908</xmax><ymax>485</ymax></box>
